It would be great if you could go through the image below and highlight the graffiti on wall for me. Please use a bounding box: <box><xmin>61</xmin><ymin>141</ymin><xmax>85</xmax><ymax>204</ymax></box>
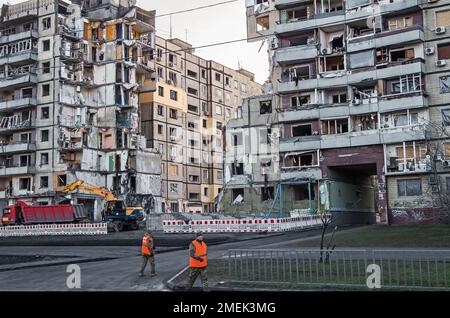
<box><xmin>390</xmin><ymin>208</ymin><xmax>431</xmax><ymax>223</ymax></box>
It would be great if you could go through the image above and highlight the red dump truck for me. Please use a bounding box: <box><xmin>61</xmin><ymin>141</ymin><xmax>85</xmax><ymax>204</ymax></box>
<box><xmin>1</xmin><ymin>200</ymin><xmax>87</xmax><ymax>226</ymax></box>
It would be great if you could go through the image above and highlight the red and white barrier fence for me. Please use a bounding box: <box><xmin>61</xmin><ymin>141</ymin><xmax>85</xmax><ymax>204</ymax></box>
<box><xmin>162</xmin><ymin>214</ymin><xmax>329</xmax><ymax>234</ymax></box>
<box><xmin>0</xmin><ymin>223</ymin><xmax>108</xmax><ymax>237</ymax></box>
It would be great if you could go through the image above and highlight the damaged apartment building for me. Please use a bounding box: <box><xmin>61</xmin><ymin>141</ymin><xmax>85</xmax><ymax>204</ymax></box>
<box><xmin>220</xmin><ymin>0</ymin><xmax>450</xmax><ymax>224</ymax></box>
<box><xmin>140</xmin><ymin>37</ymin><xmax>262</xmax><ymax>214</ymax></box>
<box><xmin>0</xmin><ymin>0</ymin><xmax>162</xmax><ymax>220</ymax></box>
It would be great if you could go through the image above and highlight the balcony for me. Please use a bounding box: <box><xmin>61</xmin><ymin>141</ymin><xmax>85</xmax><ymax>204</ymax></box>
<box><xmin>275</xmin><ymin>0</ymin><xmax>313</xmax><ymax>9</ymax></box>
<box><xmin>0</xmin><ymin>0</ymin><xmax>40</xmax><ymax>24</ymax></box>
<box><xmin>0</xmin><ymin>142</ymin><xmax>36</xmax><ymax>153</ymax></box>
<box><xmin>275</xmin><ymin>45</ymin><xmax>317</xmax><ymax>65</ymax></box>
<box><xmin>0</xmin><ymin>97</ymin><xmax>37</xmax><ymax>112</ymax></box>
<box><xmin>0</xmin><ymin>30</ymin><xmax>38</xmax><ymax>45</ymax></box>
<box><xmin>281</xmin><ymin>166</ymin><xmax>322</xmax><ymax>181</ymax></box>
<box><xmin>347</xmin><ymin>26</ymin><xmax>424</xmax><ymax>53</ymax></box>
<box><xmin>0</xmin><ymin>73</ymin><xmax>37</xmax><ymax>90</ymax></box>
<box><xmin>280</xmin><ymin>135</ymin><xmax>321</xmax><ymax>152</ymax></box>
<box><xmin>278</xmin><ymin>60</ymin><xmax>425</xmax><ymax>94</ymax></box>
<box><xmin>0</xmin><ymin>119</ymin><xmax>33</xmax><ymax>134</ymax></box>
<box><xmin>0</xmin><ymin>165</ymin><xmax>35</xmax><ymax>176</ymax></box>
<box><xmin>276</xmin><ymin>12</ymin><xmax>345</xmax><ymax>35</ymax></box>
<box><xmin>379</xmin><ymin>0</ymin><xmax>420</xmax><ymax>15</ymax></box>
<box><xmin>378</xmin><ymin>93</ymin><xmax>428</xmax><ymax>113</ymax></box>
<box><xmin>0</xmin><ymin>50</ymin><xmax>38</xmax><ymax>66</ymax></box>
<box><xmin>380</xmin><ymin>124</ymin><xmax>426</xmax><ymax>143</ymax></box>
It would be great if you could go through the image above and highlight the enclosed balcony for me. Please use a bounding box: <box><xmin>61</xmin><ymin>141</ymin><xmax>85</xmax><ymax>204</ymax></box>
<box><xmin>0</xmin><ymin>73</ymin><xmax>37</xmax><ymax>91</ymax></box>
<box><xmin>0</xmin><ymin>97</ymin><xmax>37</xmax><ymax>112</ymax></box>
<box><xmin>0</xmin><ymin>165</ymin><xmax>35</xmax><ymax>176</ymax></box>
<box><xmin>0</xmin><ymin>30</ymin><xmax>38</xmax><ymax>45</ymax></box>
<box><xmin>0</xmin><ymin>141</ymin><xmax>36</xmax><ymax>153</ymax></box>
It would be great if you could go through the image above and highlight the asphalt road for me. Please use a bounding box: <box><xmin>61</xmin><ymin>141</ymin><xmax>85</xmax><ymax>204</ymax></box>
<box><xmin>0</xmin><ymin>229</ymin><xmax>326</xmax><ymax>291</ymax></box>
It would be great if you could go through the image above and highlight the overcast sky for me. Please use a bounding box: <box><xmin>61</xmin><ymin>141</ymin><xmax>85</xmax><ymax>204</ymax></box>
<box><xmin>0</xmin><ymin>0</ymin><xmax>269</xmax><ymax>83</ymax></box>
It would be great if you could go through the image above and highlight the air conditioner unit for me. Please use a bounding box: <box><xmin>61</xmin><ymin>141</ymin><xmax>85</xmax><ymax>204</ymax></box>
<box><xmin>166</xmin><ymin>79</ymin><xmax>173</xmax><ymax>85</ymax></box>
<box><xmin>272</xmin><ymin>155</ymin><xmax>279</xmax><ymax>162</ymax></box>
<box><xmin>353</xmin><ymin>98</ymin><xmax>361</xmax><ymax>105</ymax></box>
<box><xmin>321</xmin><ymin>47</ymin><xmax>332</xmax><ymax>55</ymax></box>
<box><xmin>443</xmin><ymin>160</ymin><xmax>450</xmax><ymax>167</ymax></box>
<box><xmin>436</xmin><ymin>60</ymin><xmax>447</xmax><ymax>67</ymax></box>
<box><xmin>425</xmin><ymin>47</ymin><xmax>435</xmax><ymax>55</ymax></box>
<box><xmin>169</xmin><ymin>62</ymin><xmax>174</xmax><ymax>67</ymax></box>
<box><xmin>156</xmin><ymin>56</ymin><xmax>162</xmax><ymax>61</ymax></box>
<box><xmin>435</xmin><ymin>26</ymin><xmax>446</xmax><ymax>34</ymax></box>
<box><xmin>270</xmin><ymin>131</ymin><xmax>281</xmax><ymax>138</ymax></box>
<box><xmin>307</xmin><ymin>38</ymin><xmax>316</xmax><ymax>45</ymax></box>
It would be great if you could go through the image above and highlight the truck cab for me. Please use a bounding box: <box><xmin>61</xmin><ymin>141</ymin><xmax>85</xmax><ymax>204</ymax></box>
<box><xmin>1</xmin><ymin>205</ymin><xmax>18</xmax><ymax>226</ymax></box>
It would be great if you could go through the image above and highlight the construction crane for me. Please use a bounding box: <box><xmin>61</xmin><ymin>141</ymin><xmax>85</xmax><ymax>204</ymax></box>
<box><xmin>61</xmin><ymin>180</ymin><xmax>144</xmax><ymax>231</ymax></box>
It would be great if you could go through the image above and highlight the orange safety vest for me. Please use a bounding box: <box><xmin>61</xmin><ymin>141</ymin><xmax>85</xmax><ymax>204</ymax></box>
<box><xmin>189</xmin><ymin>240</ymin><xmax>207</xmax><ymax>268</ymax></box>
<box><xmin>141</xmin><ymin>235</ymin><xmax>154</xmax><ymax>256</ymax></box>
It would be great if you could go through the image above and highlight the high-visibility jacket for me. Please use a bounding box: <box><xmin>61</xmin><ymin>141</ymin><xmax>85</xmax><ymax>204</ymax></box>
<box><xmin>189</xmin><ymin>240</ymin><xmax>207</xmax><ymax>268</ymax></box>
<box><xmin>141</xmin><ymin>235</ymin><xmax>154</xmax><ymax>256</ymax></box>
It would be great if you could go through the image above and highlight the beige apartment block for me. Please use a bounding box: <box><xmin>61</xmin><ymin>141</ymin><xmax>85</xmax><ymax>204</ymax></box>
<box><xmin>140</xmin><ymin>36</ymin><xmax>262</xmax><ymax>213</ymax></box>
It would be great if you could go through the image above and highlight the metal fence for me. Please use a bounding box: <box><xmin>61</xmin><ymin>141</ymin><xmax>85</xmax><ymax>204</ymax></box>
<box><xmin>226</xmin><ymin>249</ymin><xmax>450</xmax><ymax>290</ymax></box>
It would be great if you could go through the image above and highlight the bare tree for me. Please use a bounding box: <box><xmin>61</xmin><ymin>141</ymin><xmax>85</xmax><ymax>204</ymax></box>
<box><xmin>319</xmin><ymin>213</ymin><xmax>337</xmax><ymax>263</ymax></box>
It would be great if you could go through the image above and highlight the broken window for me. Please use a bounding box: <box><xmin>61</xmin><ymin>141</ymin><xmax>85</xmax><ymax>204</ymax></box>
<box><xmin>40</xmin><ymin>153</ymin><xmax>49</xmax><ymax>166</ymax></box>
<box><xmin>42</xmin><ymin>39</ymin><xmax>50</xmax><ymax>51</ymax></box>
<box><xmin>41</xmin><ymin>130</ymin><xmax>49</xmax><ymax>142</ymax></box>
<box><xmin>332</xmin><ymin>93</ymin><xmax>347</xmax><ymax>104</ymax></box>
<box><xmin>41</xmin><ymin>107</ymin><xmax>49</xmax><ymax>119</ymax></box>
<box><xmin>232</xmin><ymin>188</ymin><xmax>244</xmax><ymax>203</ymax></box>
<box><xmin>40</xmin><ymin>176</ymin><xmax>49</xmax><ymax>189</ymax></box>
<box><xmin>390</xmin><ymin>74</ymin><xmax>422</xmax><ymax>94</ymax></box>
<box><xmin>232</xmin><ymin>163</ymin><xmax>244</xmax><ymax>175</ymax></box>
<box><xmin>168</xmin><ymin>54</ymin><xmax>177</xmax><ymax>65</ymax></box>
<box><xmin>42</xmin><ymin>84</ymin><xmax>50</xmax><ymax>97</ymax></box>
<box><xmin>19</xmin><ymin>178</ymin><xmax>31</xmax><ymax>191</ymax></box>
<box><xmin>397</xmin><ymin>179</ymin><xmax>422</xmax><ymax>196</ymax></box>
<box><xmin>440</xmin><ymin>76</ymin><xmax>450</xmax><ymax>94</ymax></box>
<box><xmin>442</xmin><ymin>109</ymin><xmax>450</xmax><ymax>126</ymax></box>
<box><xmin>187</xmin><ymin>70</ymin><xmax>197</xmax><ymax>78</ymax></box>
<box><xmin>292</xmin><ymin>124</ymin><xmax>312</xmax><ymax>137</ymax></box>
<box><xmin>352</xmin><ymin>114</ymin><xmax>378</xmax><ymax>131</ymax></box>
<box><xmin>256</xmin><ymin>15</ymin><xmax>269</xmax><ymax>31</ymax></box>
<box><xmin>322</xmin><ymin>118</ymin><xmax>349</xmax><ymax>134</ymax></box>
<box><xmin>390</xmin><ymin>48</ymin><xmax>415</xmax><ymax>62</ymax></box>
<box><xmin>187</xmin><ymin>87</ymin><xmax>198</xmax><ymax>96</ymax></box>
<box><xmin>169</xmin><ymin>127</ymin><xmax>177</xmax><ymax>140</ymax></box>
<box><xmin>20</xmin><ymin>87</ymin><xmax>32</xmax><ymax>99</ymax></box>
<box><xmin>42</xmin><ymin>17</ymin><xmax>51</xmax><ymax>30</ymax></box>
<box><xmin>189</xmin><ymin>175</ymin><xmax>200</xmax><ymax>182</ymax></box>
<box><xmin>169</xmin><ymin>90</ymin><xmax>177</xmax><ymax>101</ymax></box>
<box><xmin>261</xmin><ymin>187</ymin><xmax>274</xmax><ymax>201</ymax></box>
<box><xmin>42</xmin><ymin>62</ymin><xmax>50</xmax><ymax>74</ymax></box>
<box><xmin>259</xmin><ymin>100</ymin><xmax>272</xmax><ymax>114</ymax></box>
<box><xmin>169</xmin><ymin>108</ymin><xmax>177</xmax><ymax>119</ymax></box>
<box><xmin>57</xmin><ymin>174</ymin><xmax>67</xmax><ymax>187</ymax></box>
<box><xmin>388</xmin><ymin>16</ymin><xmax>413</xmax><ymax>31</ymax></box>
<box><xmin>291</xmin><ymin>95</ymin><xmax>311</xmax><ymax>108</ymax></box>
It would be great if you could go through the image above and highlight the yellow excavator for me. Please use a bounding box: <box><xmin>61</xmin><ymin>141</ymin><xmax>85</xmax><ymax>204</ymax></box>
<box><xmin>61</xmin><ymin>180</ymin><xmax>144</xmax><ymax>231</ymax></box>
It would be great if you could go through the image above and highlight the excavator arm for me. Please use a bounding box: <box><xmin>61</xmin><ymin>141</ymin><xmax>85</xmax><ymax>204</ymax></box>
<box><xmin>62</xmin><ymin>180</ymin><xmax>117</xmax><ymax>202</ymax></box>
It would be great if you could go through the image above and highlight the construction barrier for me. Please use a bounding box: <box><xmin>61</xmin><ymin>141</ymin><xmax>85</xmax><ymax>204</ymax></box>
<box><xmin>0</xmin><ymin>223</ymin><xmax>108</xmax><ymax>237</ymax></box>
<box><xmin>162</xmin><ymin>214</ymin><xmax>329</xmax><ymax>234</ymax></box>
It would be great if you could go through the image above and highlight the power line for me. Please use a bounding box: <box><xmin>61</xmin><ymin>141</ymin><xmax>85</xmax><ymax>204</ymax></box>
<box><xmin>155</xmin><ymin>0</ymin><xmax>240</xmax><ymax>18</ymax></box>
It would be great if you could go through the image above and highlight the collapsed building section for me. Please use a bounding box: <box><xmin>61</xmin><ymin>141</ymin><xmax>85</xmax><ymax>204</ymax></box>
<box><xmin>0</xmin><ymin>0</ymin><xmax>161</xmax><ymax>220</ymax></box>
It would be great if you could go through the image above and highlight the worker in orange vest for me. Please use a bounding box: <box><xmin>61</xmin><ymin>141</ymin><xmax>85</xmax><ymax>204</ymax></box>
<box><xmin>139</xmin><ymin>230</ymin><xmax>156</xmax><ymax>277</ymax></box>
<box><xmin>186</xmin><ymin>231</ymin><xmax>209</xmax><ymax>291</ymax></box>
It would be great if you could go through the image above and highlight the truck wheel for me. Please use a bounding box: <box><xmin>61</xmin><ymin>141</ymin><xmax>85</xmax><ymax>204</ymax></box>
<box><xmin>116</xmin><ymin>222</ymin><xmax>124</xmax><ymax>232</ymax></box>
